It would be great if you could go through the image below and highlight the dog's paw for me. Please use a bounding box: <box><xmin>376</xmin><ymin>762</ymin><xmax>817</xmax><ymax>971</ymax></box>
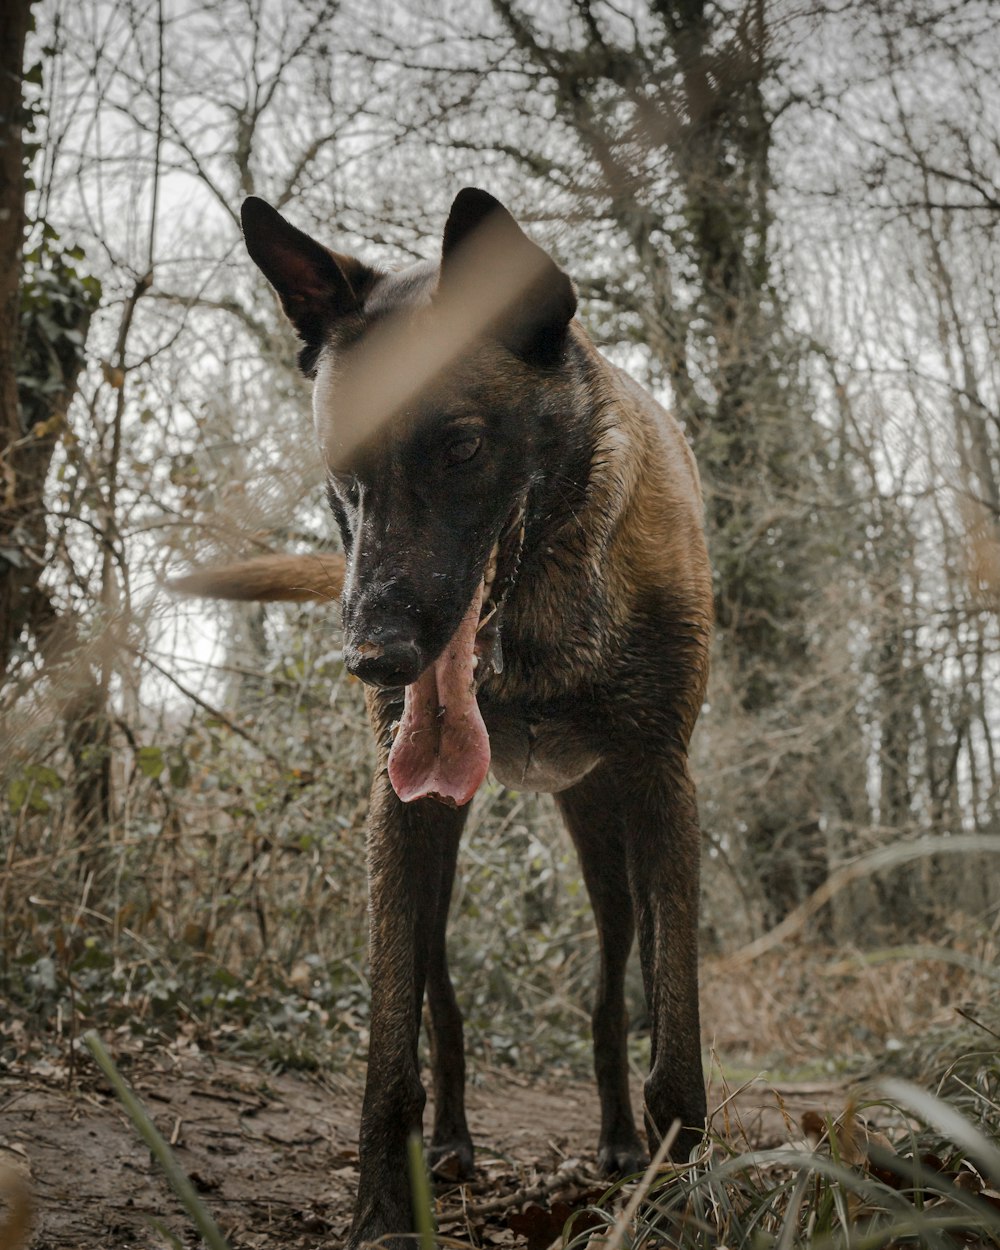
<box><xmin>597</xmin><ymin>1139</ymin><xmax>649</xmax><ymax>1178</ymax></box>
<box><xmin>428</xmin><ymin>1136</ymin><xmax>475</xmax><ymax>1181</ymax></box>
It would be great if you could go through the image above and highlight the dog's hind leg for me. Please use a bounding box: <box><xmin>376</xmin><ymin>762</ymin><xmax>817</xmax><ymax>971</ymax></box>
<box><xmin>426</xmin><ymin>822</ymin><xmax>474</xmax><ymax>1178</ymax></box>
<box><xmin>349</xmin><ymin>774</ymin><xmax>470</xmax><ymax>1249</ymax></box>
<box><xmin>560</xmin><ymin>757</ymin><xmax>706</xmax><ymax>1164</ymax></box>
<box><xmin>557</xmin><ymin>785</ymin><xmax>647</xmax><ymax>1176</ymax></box>
<box><xmin>626</xmin><ymin>754</ymin><xmax>706</xmax><ymax>1161</ymax></box>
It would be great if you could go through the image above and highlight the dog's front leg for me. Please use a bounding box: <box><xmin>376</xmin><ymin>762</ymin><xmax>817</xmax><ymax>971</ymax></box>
<box><xmin>349</xmin><ymin>771</ymin><xmax>469</xmax><ymax>1248</ymax></box>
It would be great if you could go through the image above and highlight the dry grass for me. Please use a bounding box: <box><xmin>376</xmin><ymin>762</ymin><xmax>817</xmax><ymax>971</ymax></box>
<box><xmin>701</xmin><ymin>935</ymin><xmax>1000</xmax><ymax>1080</ymax></box>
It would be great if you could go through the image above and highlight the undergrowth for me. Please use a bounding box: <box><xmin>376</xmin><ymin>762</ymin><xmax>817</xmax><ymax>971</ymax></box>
<box><xmin>3</xmin><ymin>606</ymin><xmax>999</xmax><ymax>1091</ymax></box>
<box><xmin>557</xmin><ymin>1015</ymin><xmax>1000</xmax><ymax>1250</ymax></box>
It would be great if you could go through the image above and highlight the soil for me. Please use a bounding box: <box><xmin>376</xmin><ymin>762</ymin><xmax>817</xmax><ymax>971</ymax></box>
<box><xmin>0</xmin><ymin>1041</ymin><xmax>849</xmax><ymax>1250</ymax></box>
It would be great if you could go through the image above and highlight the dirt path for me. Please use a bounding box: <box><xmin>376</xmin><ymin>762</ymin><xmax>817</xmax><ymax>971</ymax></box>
<box><xmin>1</xmin><ymin>1046</ymin><xmax>847</xmax><ymax>1249</ymax></box>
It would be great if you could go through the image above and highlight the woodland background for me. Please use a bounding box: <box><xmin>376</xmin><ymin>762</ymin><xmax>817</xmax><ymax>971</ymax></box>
<box><xmin>1</xmin><ymin>0</ymin><xmax>998</xmax><ymax>1086</ymax></box>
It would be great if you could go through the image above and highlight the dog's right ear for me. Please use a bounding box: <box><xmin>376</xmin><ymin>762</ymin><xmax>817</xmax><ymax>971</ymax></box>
<box><xmin>440</xmin><ymin>188</ymin><xmax>577</xmax><ymax>364</ymax></box>
<box><xmin>241</xmin><ymin>198</ymin><xmax>377</xmax><ymax>374</ymax></box>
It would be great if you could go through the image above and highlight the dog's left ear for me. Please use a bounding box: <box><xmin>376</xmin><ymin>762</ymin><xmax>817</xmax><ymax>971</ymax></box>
<box><xmin>241</xmin><ymin>197</ymin><xmax>378</xmax><ymax>374</ymax></box>
<box><xmin>440</xmin><ymin>188</ymin><xmax>577</xmax><ymax>363</ymax></box>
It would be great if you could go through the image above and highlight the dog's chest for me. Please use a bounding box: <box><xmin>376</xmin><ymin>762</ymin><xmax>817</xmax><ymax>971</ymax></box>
<box><xmin>484</xmin><ymin>708</ymin><xmax>602</xmax><ymax>794</ymax></box>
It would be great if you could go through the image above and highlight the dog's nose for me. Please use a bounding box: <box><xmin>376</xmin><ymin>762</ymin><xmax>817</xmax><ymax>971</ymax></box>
<box><xmin>347</xmin><ymin>637</ymin><xmax>424</xmax><ymax>688</ymax></box>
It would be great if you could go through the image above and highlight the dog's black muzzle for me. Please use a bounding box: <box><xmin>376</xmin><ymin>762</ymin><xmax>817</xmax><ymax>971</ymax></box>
<box><xmin>345</xmin><ymin>629</ymin><xmax>425</xmax><ymax>689</ymax></box>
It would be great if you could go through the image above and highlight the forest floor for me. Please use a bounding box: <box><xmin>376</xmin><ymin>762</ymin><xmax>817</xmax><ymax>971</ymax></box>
<box><xmin>2</xmin><ymin>1035</ymin><xmax>857</xmax><ymax>1250</ymax></box>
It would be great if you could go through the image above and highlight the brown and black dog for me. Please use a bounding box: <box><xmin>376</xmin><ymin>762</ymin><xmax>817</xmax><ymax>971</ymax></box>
<box><xmin>173</xmin><ymin>189</ymin><xmax>712</xmax><ymax>1247</ymax></box>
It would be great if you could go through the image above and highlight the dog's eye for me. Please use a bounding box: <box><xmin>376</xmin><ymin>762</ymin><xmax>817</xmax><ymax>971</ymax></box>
<box><xmin>445</xmin><ymin>436</ymin><xmax>481</xmax><ymax>466</ymax></box>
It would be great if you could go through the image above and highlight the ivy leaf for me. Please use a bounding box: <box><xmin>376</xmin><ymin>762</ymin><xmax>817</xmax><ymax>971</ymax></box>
<box><xmin>137</xmin><ymin>746</ymin><xmax>165</xmax><ymax>779</ymax></box>
<box><xmin>168</xmin><ymin>751</ymin><xmax>191</xmax><ymax>789</ymax></box>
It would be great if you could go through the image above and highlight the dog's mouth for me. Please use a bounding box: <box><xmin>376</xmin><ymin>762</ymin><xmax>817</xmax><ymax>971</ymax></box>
<box><xmin>387</xmin><ymin>500</ymin><xmax>526</xmax><ymax>808</ymax></box>
<box><xmin>471</xmin><ymin>502</ymin><xmax>525</xmax><ymax>683</ymax></box>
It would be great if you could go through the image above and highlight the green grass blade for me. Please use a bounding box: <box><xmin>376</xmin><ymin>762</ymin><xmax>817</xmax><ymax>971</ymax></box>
<box><xmin>84</xmin><ymin>1031</ymin><xmax>231</xmax><ymax>1250</ymax></box>
<box><xmin>408</xmin><ymin>1132</ymin><xmax>436</xmax><ymax>1250</ymax></box>
<box><xmin>881</xmin><ymin>1077</ymin><xmax>1000</xmax><ymax>1183</ymax></box>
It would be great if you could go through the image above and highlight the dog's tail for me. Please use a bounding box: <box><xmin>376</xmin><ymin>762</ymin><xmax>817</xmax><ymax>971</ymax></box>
<box><xmin>168</xmin><ymin>552</ymin><xmax>345</xmax><ymax>603</ymax></box>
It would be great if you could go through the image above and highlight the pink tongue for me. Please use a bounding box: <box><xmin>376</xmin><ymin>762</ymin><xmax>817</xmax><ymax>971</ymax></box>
<box><xmin>387</xmin><ymin>583</ymin><xmax>490</xmax><ymax>806</ymax></box>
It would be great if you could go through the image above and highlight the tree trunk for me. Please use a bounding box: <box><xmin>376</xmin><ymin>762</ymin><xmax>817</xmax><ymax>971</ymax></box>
<box><xmin>0</xmin><ymin>0</ymin><xmax>35</xmax><ymax>674</ymax></box>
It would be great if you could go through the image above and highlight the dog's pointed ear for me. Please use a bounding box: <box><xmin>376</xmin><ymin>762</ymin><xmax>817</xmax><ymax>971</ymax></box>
<box><xmin>440</xmin><ymin>188</ymin><xmax>577</xmax><ymax>363</ymax></box>
<box><xmin>241</xmin><ymin>198</ymin><xmax>377</xmax><ymax>374</ymax></box>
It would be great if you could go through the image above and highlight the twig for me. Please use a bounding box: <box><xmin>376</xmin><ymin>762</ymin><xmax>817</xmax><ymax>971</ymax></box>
<box><xmin>439</xmin><ymin>1168</ymin><xmax>596</xmax><ymax>1221</ymax></box>
<box><xmin>135</xmin><ymin>646</ymin><xmax>285</xmax><ymax>767</ymax></box>
<box><xmin>723</xmin><ymin>834</ymin><xmax>1000</xmax><ymax>966</ymax></box>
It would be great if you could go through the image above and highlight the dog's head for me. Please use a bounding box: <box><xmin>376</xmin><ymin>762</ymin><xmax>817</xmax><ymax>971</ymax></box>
<box><xmin>242</xmin><ymin>190</ymin><xmax>578</xmax><ymax>804</ymax></box>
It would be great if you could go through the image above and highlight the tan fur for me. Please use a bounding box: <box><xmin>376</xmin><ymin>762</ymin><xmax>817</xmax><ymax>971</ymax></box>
<box><xmin>0</xmin><ymin>1166</ymin><xmax>33</xmax><ymax>1250</ymax></box>
<box><xmin>168</xmin><ymin>552</ymin><xmax>345</xmax><ymax>603</ymax></box>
